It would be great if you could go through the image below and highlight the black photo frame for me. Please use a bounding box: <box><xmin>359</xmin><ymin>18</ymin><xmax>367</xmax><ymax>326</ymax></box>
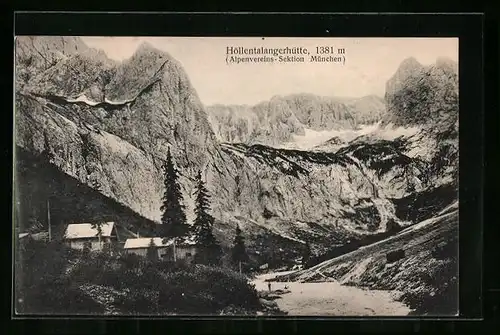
<box><xmin>10</xmin><ymin>11</ymin><xmax>485</xmax><ymax>333</ymax></box>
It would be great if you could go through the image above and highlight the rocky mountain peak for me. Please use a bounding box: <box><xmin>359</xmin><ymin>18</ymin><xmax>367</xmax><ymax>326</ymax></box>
<box><xmin>435</xmin><ymin>57</ymin><xmax>458</xmax><ymax>73</ymax></box>
<box><xmin>135</xmin><ymin>41</ymin><xmax>163</xmax><ymax>55</ymax></box>
<box><xmin>101</xmin><ymin>42</ymin><xmax>205</xmax><ymax>117</ymax></box>
<box><xmin>81</xmin><ymin>47</ymin><xmax>115</xmax><ymax>63</ymax></box>
<box><xmin>121</xmin><ymin>41</ymin><xmax>176</xmax><ymax>71</ymax></box>
<box><xmin>397</xmin><ymin>57</ymin><xmax>423</xmax><ymax>72</ymax></box>
<box><xmin>16</xmin><ymin>37</ymin><xmax>218</xmax><ymax>219</ymax></box>
<box><xmin>385</xmin><ymin>57</ymin><xmax>458</xmax><ymax>128</ymax></box>
<box><xmin>16</xmin><ymin>36</ymin><xmax>89</xmax><ymax>59</ymax></box>
<box><xmin>385</xmin><ymin>57</ymin><xmax>424</xmax><ymax>100</ymax></box>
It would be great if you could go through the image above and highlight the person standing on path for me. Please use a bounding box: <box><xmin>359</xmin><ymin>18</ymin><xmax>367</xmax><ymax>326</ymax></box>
<box><xmin>268</xmin><ymin>282</ymin><xmax>272</xmax><ymax>291</ymax></box>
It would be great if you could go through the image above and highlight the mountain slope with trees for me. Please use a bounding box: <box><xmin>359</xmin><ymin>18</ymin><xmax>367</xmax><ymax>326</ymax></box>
<box><xmin>14</xmin><ymin>37</ymin><xmax>458</xmax><ymax>269</ymax></box>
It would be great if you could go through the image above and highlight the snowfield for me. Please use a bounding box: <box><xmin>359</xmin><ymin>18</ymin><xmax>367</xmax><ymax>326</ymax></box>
<box><xmin>66</xmin><ymin>94</ymin><xmax>101</xmax><ymax>106</ymax></box>
<box><xmin>251</xmin><ymin>271</ymin><xmax>411</xmax><ymax>316</ymax></box>
<box><xmin>285</xmin><ymin>124</ymin><xmax>380</xmax><ymax>150</ymax></box>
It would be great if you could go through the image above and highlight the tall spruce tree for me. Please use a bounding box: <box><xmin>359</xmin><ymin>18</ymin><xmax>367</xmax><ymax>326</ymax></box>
<box><xmin>160</xmin><ymin>147</ymin><xmax>189</xmax><ymax>262</ymax></box>
<box><xmin>90</xmin><ymin>221</ymin><xmax>104</xmax><ymax>250</ymax></box>
<box><xmin>231</xmin><ymin>224</ymin><xmax>249</xmax><ymax>273</ymax></box>
<box><xmin>40</xmin><ymin>133</ymin><xmax>55</xmax><ymax>240</ymax></box>
<box><xmin>40</xmin><ymin>133</ymin><xmax>55</xmax><ymax>165</ymax></box>
<box><xmin>146</xmin><ymin>238</ymin><xmax>159</xmax><ymax>263</ymax></box>
<box><xmin>90</xmin><ymin>180</ymin><xmax>104</xmax><ymax>250</ymax></box>
<box><xmin>302</xmin><ymin>242</ymin><xmax>312</xmax><ymax>268</ymax></box>
<box><xmin>192</xmin><ymin>170</ymin><xmax>222</xmax><ymax>265</ymax></box>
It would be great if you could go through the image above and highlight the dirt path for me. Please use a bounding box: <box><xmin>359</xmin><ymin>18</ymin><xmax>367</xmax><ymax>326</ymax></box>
<box><xmin>251</xmin><ymin>271</ymin><xmax>411</xmax><ymax>316</ymax></box>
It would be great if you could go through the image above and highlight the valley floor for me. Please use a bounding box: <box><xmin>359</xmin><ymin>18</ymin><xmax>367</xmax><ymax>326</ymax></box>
<box><xmin>251</xmin><ymin>271</ymin><xmax>411</xmax><ymax>316</ymax></box>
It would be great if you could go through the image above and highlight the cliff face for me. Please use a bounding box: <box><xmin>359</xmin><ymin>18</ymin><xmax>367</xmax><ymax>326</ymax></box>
<box><xmin>14</xmin><ymin>38</ymin><xmax>458</xmax><ymax>254</ymax></box>
<box><xmin>210</xmin><ymin>138</ymin><xmax>429</xmax><ymax>233</ymax></box>
<box><xmin>384</xmin><ymin>56</ymin><xmax>459</xmax><ymax>187</ymax></box>
<box><xmin>206</xmin><ymin>94</ymin><xmax>386</xmax><ymax>147</ymax></box>
<box><xmin>15</xmin><ymin>36</ymin><xmax>89</xmax><ymax>92</ymax></box>
<box><xmin>384</xmin><ymin>57</ymin><xmax>458</xmax><ymax>130</ymax></box>
<box><xmin>16</xmin><ymin>40</ymin><xmax>218</xmax><ymax>225</ymax></box>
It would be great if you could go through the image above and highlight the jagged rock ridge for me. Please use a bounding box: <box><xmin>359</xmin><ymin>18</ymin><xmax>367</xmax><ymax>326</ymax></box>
<box><xmin>206</xmin><ymin>93</ymin><xmax>386</xmax><ymax>147</ymax></box>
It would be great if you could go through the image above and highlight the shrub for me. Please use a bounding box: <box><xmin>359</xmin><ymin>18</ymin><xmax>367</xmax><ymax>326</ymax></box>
<box><xmin>156</xmin><ymin>264</ymin><xmax>260</xmax><ymax>314</ymax></box>
<box><xmin>155</xmin><ymin>259</ymin><xmax>190</xmax><ymax>273</ymax></box>
<box><xmin>386</xmin><ymin>249</ymin><xmax>405</xmax><ymax>263</ymax></box>
<box><xmin>120</xmin><ymin>253</ymin><xmax>143</xmax><ymax>268</ymax></box>
<box><xmin>115</xmin><ymin>289</ymin><xmax>159</xmax><ymax>315</ymax></box>
<box><xmin>15</xmin><ymin>241</ymin><xmax>104</xmax><ymax>315</ymax></box>
<box><xmin>402</xmin><ymin>258</ymin><xmax>458</xmax><ymax>315</ymax></box>
<box><xmin>195</xmin><ymin>265</ymin><xmax>259</xmax><ymax>309</ymax></box>
<box><xmin>219</xmin><ymin>304</ymin><xmax>257</xmax><ymax>316</ymax></box>
<box><xmin>158</xmin><ymin>284</ymin><xmax>215</xmax><ymax>314</ymax></box>
<box><xmin>386</xmin><ymin>219</ymin><xmax>402</xmax><ymax>233</ymax></box>
<box><xmin>431</xmin><ymin>240</ymin><xmax>457</xmax><ymax>260</ymax></box>
<box><xmin>19</xmin><ymin>281</ymin><xmax>105</xmax><ymax>315</ymax></box>
<box><xmin>16</xmin><ymin>240</ymin><xmax>262</xmax><ymax>316</ymax></box>
<box><xmin>70</xmin><ymin>253</ymin><xmax>109</xmax><ymax>285</ymax></box>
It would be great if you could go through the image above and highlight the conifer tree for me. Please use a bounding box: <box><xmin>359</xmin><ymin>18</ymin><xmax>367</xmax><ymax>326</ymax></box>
<box><xmin>90</xmin><ymin>221</ymin><xmax>104</xmax><ymax>250</ymax></box>
<box><xmin>160</xmin><ymin>147</ymin><xmax>189</xmax><ymax>261</ymax></box>
<box><xmin>90</xmin><ymin>180</ymin><xmax>104</xmax><ymax>250</ymax></box>
<box><xmin>40</xmin><ymin>133</ymin><xmax>56</xmax><ymax>241</ymax></box>
<box><xmin>89</xmin><ymin>179</ymin><xmax>101</xmax><ymax>191</ymax></box>
<box><xmin>146</xmin><ymin>238</ymin><xmax>159</xmax><ymax>263</ymax></box>
<box><xmin>192</xmin><ymin>170</ymin><xmax>222</xmax><ymax>265</ymax></box>
<box><xmin>231</xmin><ymin>224</ymin><xmax>249</xmax><ymax>273</ymax></box>
<box><xmin>40</xmin><ymin>133</ymin><xmax>55</xmax><ymax>164</ymax></box>
<box><xmin>302</xmin><ymin>242</ymin><xmax>312</xmax><ymax>268</ymax></box>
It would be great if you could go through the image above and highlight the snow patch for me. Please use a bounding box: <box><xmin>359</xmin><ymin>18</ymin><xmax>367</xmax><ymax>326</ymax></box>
<box><xmin>370</xmin><ymin>123</ymin><xmax>421</xmax><ymax>141</ymax></box>
<box><xmin>307</xmin><ymin>122</ymin><xmax>422</xmax><ymax>151</ymax></box>
<box><xmin>252</xmin><ymin>271</ymin><xmax>411</xmax><ymax>316</ymax></box>
<box><xmin>286</xmin><ymin>124</ymin><xmax>380</xmax><ymax>150</ymax></box>
<box><xmin>64</xmin><ymin>94</ymin><xmax>135</xmax><ymax>107</ymax></box>
<box><xmin>66</xmin><ymin>94</ymin><xmax>101</xmax><ymax>106</ymax></box>
<box><xmin>287</xmin><ymin>128</ymin><xmax>346</xmax><ymax>149</ymax></box>
<box><xmin>295</xmin><ymin>221</ymin><xmax>310</xmax><ymax>228</ymax></box>
<box><xmin>104</xmin><ymin>97</ymin><xmax>134</xmax><ymax>105</ymax></box>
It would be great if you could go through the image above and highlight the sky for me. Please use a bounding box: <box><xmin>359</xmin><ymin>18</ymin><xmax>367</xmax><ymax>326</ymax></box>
<box><xmin>82</xmin><ymin>37</ymin><xmax>458</xmax><ymax>106</ymax></box>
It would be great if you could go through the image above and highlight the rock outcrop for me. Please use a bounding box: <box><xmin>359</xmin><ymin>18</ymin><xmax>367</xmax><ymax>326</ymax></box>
<box><xmin>384</xmin><ymin>56</ymin><xmax>458</xmax><ymax>130</ymax></box>
<box><xmin>384</xmin><ymin>56</ymin><xmax>459</xmax><ymax>187</ymax></box>
<box><xmin>16</xmin><ymin>41</ymin><xmax>218</xmax><ymax>225</ymax></box>
<box><xmin>15</xmin><ymin>36</ymin><xmax>89</xmax><ymax>91</ymax></box>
